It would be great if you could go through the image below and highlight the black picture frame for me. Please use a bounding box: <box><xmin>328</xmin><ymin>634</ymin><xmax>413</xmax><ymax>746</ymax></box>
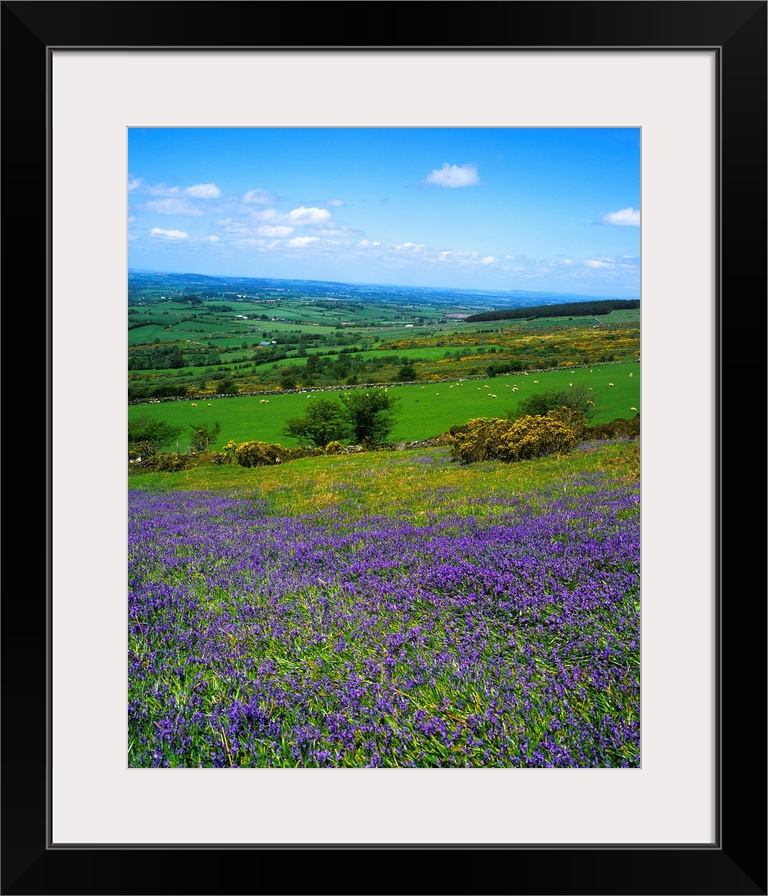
<box><xmin>3</xmin><ymin>2</ymin><xmax>765</xmax><ymax>894</ymax></box>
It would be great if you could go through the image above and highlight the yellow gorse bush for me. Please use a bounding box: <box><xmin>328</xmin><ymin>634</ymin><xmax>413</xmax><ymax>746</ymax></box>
<box><xmin>451</xmin><ymin>410</ymin><xmax>580</xmax><ymax>465</ymax></box>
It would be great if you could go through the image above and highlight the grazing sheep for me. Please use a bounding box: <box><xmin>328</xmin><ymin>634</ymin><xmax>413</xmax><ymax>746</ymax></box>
<box><xmin>608</xmin><ymin>383</ymin><xmax>614</xmax><ymax>387</ymax></box>
<box><xmin>631</xmin><ymin>407</ymin><xmax>638</xmax><ymax>412</ymax></box>
<box><xmin>533</xmin><ymin>380</ymin><xmax>538</xmax><ymax>383</ymax></box>
<box><xmin>569</xmin><ymin>383</ymin><xmax>573</xmax><ymax>387</ymax></box>
<box><xmin>629</xmin><ymin>373</ymin><xmax>633</xmax><ymax>377</ymax></box>
<box><xmin>207</xmin><ymin>403</ymin><xmax>212</xmax><ymax>407</ymax></box>
<box><xmin>191</xmin><ymin>403</ymin><xmax>197</xmax><ymax>407</ymax></box>
<box><xmin>489</xmin><ymin>394</ymin><xmax>497</xmax><ymax>398</ymax></box>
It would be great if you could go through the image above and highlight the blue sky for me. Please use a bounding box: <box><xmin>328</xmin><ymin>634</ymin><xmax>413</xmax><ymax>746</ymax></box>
<box><xmin>128</xmin><ymin>128</ymin><xmax>640</xmax><ymax>296</ymax></box>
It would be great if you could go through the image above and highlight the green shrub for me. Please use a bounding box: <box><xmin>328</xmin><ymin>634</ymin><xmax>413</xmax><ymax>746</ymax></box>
<box><xmin>509</xmin><ymin>385</ymin><xmax>595</xmax><ymax>424</ymax></box>
<box><xmin>190</xmin><ymin>421</ymin><xmax>221</xmax><ymax>452</ymax></box>
<box><xmin>233</xmin><ymin>441</ymin><xmax>289</xmax><ymax>467</ymax></box>
<box><xmin>283</xmin><ymin>445</ymin><xmax>324</xmax><ymax>460</ymax></box>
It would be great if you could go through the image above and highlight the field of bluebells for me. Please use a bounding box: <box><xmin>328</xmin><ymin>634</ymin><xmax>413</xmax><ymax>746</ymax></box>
<box><xmin>129</xmin><ymin>445</ymin><xmax>640</xmax><ymax>767</ymax></box>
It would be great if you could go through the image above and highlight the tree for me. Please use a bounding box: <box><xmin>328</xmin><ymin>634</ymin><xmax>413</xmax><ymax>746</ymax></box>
<box><xmin>397</xmin><ymin>363</ymin><xmax>417</xmax><ymax>381</ymax></box>
<box><xmin>216</xmin><ymin>377</ymin><xmax>238</xmax><ymax>394</ymax></box>
<box><xmin>282</xmin><ymin>399</ymin><xmax>352</xmax><ymax>448</ymax></box>
<box><xmin>128</xmin><ymin>416</ymin><xmax>183</xmax><ymax>455</ymax></box>
<box><xmin>190</xmin><ymin>421</ymin><xmax>221</xmax><ymax>452</ymax></box>
<box><xmin>340</xmin><ymin>390</ymin><xmax>400</xmax><ymax>448</ymax></box>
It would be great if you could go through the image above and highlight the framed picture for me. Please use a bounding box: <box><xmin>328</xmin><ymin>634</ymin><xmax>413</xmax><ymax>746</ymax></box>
<box><xmin>5</xmin><ymin>1</ymin><xmax>765</xmax><ymax>893</ymax></box>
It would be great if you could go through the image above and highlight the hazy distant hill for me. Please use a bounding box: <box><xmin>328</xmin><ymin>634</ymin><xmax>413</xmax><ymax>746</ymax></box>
<box><xmin>128</xmin><ymin>270</ymin><xmax>638</xmax><ymax>311</ymax></box>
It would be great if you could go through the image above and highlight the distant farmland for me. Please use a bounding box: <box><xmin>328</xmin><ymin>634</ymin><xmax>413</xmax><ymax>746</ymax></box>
<box><xmin>128</xmin><ymin>361</ymin><xmax>640</xmax><ymax>453</ymax></box>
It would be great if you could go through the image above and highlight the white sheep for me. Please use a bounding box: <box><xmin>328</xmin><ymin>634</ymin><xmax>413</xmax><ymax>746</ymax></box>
<box><xmin>191</xmin><ymin>403</ymin><xmax>197</xmax><ymax>407</ymax></box>
<box><xmin>631</xmin><ymin>407</ymin><xmax>638</xmax><ymax>412</ymax></box>
<box><xmin>608</xmin><ymin>383</ymin><xmax>614</xmax><ymax>387</ymax></box>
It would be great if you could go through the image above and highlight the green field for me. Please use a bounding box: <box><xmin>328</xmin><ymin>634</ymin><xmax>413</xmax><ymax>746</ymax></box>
<box><xmin>128</xmin><ymin>361</ymin><xmax>640</xmax><ymax>452</ymax></box>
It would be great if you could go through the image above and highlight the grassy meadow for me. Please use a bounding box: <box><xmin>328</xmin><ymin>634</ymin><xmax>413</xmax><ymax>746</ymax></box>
<box><xmin>129</xmin><ymin>361</ymin><xmax>640</xmax><ymax>453</ymax></box>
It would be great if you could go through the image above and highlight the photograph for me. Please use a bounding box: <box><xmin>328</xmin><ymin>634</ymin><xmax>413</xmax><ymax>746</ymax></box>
<box><xmin>126</xmin><ymin>126</ymin><xmax>642</xmax><ymax>770</ymax></box>
<box><xmin>2</xmin><ymin>0</ymin><xmax>764</xmax><ymax>892</ymax></box>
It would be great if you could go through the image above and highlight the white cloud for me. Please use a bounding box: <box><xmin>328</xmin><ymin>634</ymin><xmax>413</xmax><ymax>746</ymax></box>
<box><xmin>287</xmin><ymin>236</ymin><xmax>319</xmax><ymax>247</ymax></box>
<box><xmin>127</xmin><ymin>178</ymin><xmax>141</xmax><ymax>192</ymax></box>
<box><xmin>202</xmin><ymin>235</ymin><xmax>219</xmax><ymax>242</ymax></box>
<box><xmin>327</xmin><ymin>199</ymin><xmax>345</xmax><ymax>207</ymax></box>
<box><xmin>242</xmin><ymin>188</ymin><xmax>276</xmax><ymax>205</ymax></box>
<box><xmin>602</xmin><ymin>207</ymin><xmax>640</xmax><ymax>226</ymax></box>
<box><xmin>426</xmin><ymin>163</ymin><xmax>479</xmax><ymax>188</ymax></box>
<box><xmin>147</xmin><ymin>184</ymin><xmax>179</xmax><ymax>196</ymax></box>
<box><xmin>257</xmin><ymin>225</ymin><xmax>294</xmax><ymax>238</ymax></box>
<box><xmin>151</xmin><ymin>227</ymin><xmax>189</xmax><ymax>240</ymax></box>
<box><xmin>127</xmin><ymin>216</ymin><xmax>136</xmax><ymax>224</ymax></box>
<box><xmin>285</xmin><ymin>207</ymin><xmax>331</xmax><ymax>225</ymax></box>
<box><xmin>251</xmin><ymin>208</ymin><xmax>281</xmax><ymax>223</ymax></box>
<box><xmin>481</xmin><ymin>256</ymin><xmax>496</xmax><ymax>265</ymax></box>
<box><xmin>184</xmin><ymin>183</ymin><xmax>221</xmax><ymax>199</ymax></box>
<box><xmin>585</xmin><ymin>258</ymin><xmax>614</xmax><ymax>268</ymax></box>
<box><xmin>313</xmin><ymin>226</ymin><xmax>351</xmax><ymax>237</ymax></box>
<box><xmin>145</xmin><ymin>198</ymin><xmax>204</xmax><ymax>216</ymax></box>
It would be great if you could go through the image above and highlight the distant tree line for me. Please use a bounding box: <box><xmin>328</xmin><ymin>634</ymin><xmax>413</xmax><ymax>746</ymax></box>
<box><xmin>464</xmin><ymin>299</ymin><xmax>640</xmax><ymax>323</ymax></box>
<box><xmin>128</xmin><ymin>345</ymin><xmax>185</xmax><ymax>370</ymax></box>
